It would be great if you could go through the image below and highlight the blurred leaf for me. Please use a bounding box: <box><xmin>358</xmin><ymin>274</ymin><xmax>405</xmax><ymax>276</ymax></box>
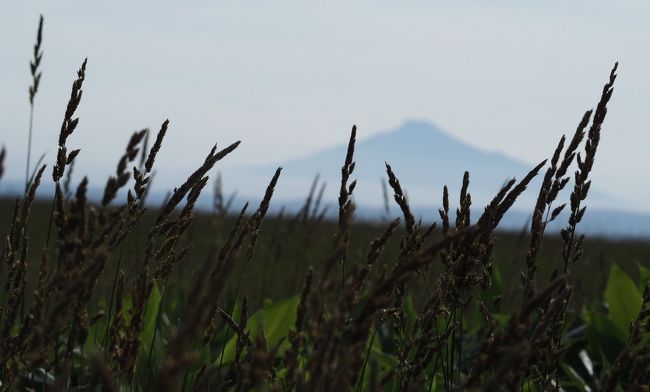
<box><xmin>211</xmin><ymin>300</ymin><xmax>242</xmax><ymax>357</ymax></box>
<box><xmin>521</xmin><ymin>381</ymin><xmax>538</xmax><ymax>392</ymax></box>
<box><xmin>637</xmin><ymin>262</ymin><xmax>650</xmax><ymax>291</ymax></box>
<box><xmin>561</xmin><ymin>364</ymin><xmax>589</xmax><ymax>392</ymax></box>
<box><xmin>371</xmin><ymin>343</ymin><xmax>395</xmax><ymax>371</ymax></box>
<box><xmin>404</xmin><ymin>295</ymin><xmax>417</xmax><ymax>333</ymax></box>
<box><xmin>479</xmin><ymin>263</ymin><xmax>503</xmax><ymax>313</ymax></box>
<box><xmin>583</xmin><ymin>310</ymin><xmax>626</xmax><ymax>366</ymax></box>
<box><xmin>84</xmin><ymin>299</ymin><xmax>108</xmax><ymax>353</ymax></box>
<box><xmin>141</xmin><ymin>282</ymin><xmax>162</xmax><ymax>355</ymax></box>
<box><xmin>604</xmin><ymin>264</ymin><xmax>642</xmax><ymax>337</ymax></box>
<box><xmin>472</xmin><ymin>264</ymin><xmax>504</xmax><ymax>331</ymax></box>
<box><xmin>427</xmin><ymin>372</ymin><xmax>446</xmax><ymax>392</ymax></box>
<box><xmin>219</xmin><ymin>296</ymin><xmax>299</xmax><ymax>365</ymax></box>
<box><xmin>358</xmin><ymin>335</ymin><xmax>397</xmax><ymax>391</ymax></box>
<box><xmin>83</xmin><ymin>294</ymin><xmax>134</xmax><ymax>354</ymax></box>
<box><xmin>563</xmin><ymin>324</ymin><xmax>587</xmax><ymax>344</ymax></box>
<box><xmin>492</xmin><ymin>313</ymin><xmax>510</xmax><ymax>326</ymax></box>
<box><xmin>135</xmin><ymin>282</ymin><xmax>162</xmax><ymax>388</ymax></box>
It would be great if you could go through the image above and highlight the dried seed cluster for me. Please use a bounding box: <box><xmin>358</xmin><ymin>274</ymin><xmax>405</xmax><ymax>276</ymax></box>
<box><xmin>1</xmin><ymin>18</ymin><xmax>645</xmax><ymax>392</ymax></box>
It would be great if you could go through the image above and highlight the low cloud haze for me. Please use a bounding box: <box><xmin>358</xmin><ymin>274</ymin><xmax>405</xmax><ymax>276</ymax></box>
<box><xmin>1</xmin><ymin>1</ymin><xmax>649</xmax><ymax>212</ymax></box>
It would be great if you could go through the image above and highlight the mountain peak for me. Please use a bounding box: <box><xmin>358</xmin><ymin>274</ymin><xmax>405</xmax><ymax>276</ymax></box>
<box><xmin>388</xmin><ymin>119</ymin><xmax>447</xmax><ymax>138</ymax></box>
<box><xmin>230</xmin><ymin>119</ymin><xmax>618</xmax><ymax>233</ymax></box>
<box><xmin>366</xmin><ymin>119</ymin><xmax>467</xmax><ymax>154</ymax></box>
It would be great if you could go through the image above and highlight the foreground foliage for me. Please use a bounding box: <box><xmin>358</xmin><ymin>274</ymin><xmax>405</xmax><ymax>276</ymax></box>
<box><xmin>1</xmin><ymin>15</ymin><xmax>648</xmax><ymax>392</ymax></box>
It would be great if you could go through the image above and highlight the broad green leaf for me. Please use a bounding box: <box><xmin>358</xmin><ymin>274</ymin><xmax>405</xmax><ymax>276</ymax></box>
<box><xmin>219</xmin><ymin>296</ymin><xmax>299</xmax><ymax>365</ymax></box>
<box><xmin>211</xmin><ymin>300</ymin><xmax>242</xmax><ymax>355</ymax></box>
<box><xmin>141</xmin><ymin>282</ymin><xmax>162</xmax><ymax>356</ymax></box>
<box><xmin>604</xmin><ymin>264</ymin><xmax>642</xmax><ymax>337</ymax></box>
<box><xmin>135</xmin><ymin>282</ymin><xmax>163</xmax><ymax>389</ymax></box>
<box><xmin>583</xmin><ymin>310</ymin><xmax>626</xmax><ymax>365</ymax></box>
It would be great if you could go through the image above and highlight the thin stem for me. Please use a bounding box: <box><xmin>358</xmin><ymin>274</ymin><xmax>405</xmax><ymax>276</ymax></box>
<box><xmin>441</xmin><ymin>310</ymin><xmax>454</xmax><ymax>390</ymax></box>
<box><xmin>25</xmin><ymin>104</ymin><xmax>34</xmax><ymax>194</ymax></box>
<box><xmin>45</xmin><ymin>186</ymin><xmax>57</xmax><ymax>247</ymax></box>
<box><xmin>450</xmin><ymin>305</ymin><xmax>457</xmax><ymax>391</ymax></box>
<box><xmin>180</xmin><ymin>371</ymin><xmax>189</xmax><ymax>392</ymax></box>
<box><xmin>146</xmin><ymin>281</ymin><xmax>167</xmax><ymax>369</ymax></box>
<box><xmin>19</xmin><ymin>106</ymin><xmax>36</xmax><ymax>322</ymax></box>
<box><xmin>458</xmin><ymin>293</ymin><xmax>464</xmax><ymax>383</ymax></box>
<box><xmin>555</xmin><ymin>336</ymin><xmax>560</xmax><ymax>391</ymax></box>
<box><xmin>101</xmin><ymin>242</ymin><xmax>126</xmax><ymax>351</ymax></box>
<box><xmin>428</xmin><ymin>353</ymin><xmax>441</xmax><ymax>392</ymax></box>
<box><xmin>216</xmin><ymin>266</ymin><xmax>246</xmax><ymax>383</ymax></box>
<box><xmin>356</xmin><ymin>323</ymin><xmax>379</xmax><ymax>392</ymax></box>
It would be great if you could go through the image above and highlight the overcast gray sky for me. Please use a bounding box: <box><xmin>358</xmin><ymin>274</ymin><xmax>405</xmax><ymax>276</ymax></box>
<box><xmin>1</xmin><ymin>1</ymin><xmax>649</xmax><ymax>212</ymax></box>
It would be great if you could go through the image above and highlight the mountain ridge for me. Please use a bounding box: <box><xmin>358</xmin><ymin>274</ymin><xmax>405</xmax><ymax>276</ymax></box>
<box><xmin>232</xmin><ymin>119</ymin><xmax>613</xmax><ymax>212</ymax></box>
<box><xmin>1</xmin><ymin>120</ymin><xmax>638</xmax><ymax>236</ymax></box>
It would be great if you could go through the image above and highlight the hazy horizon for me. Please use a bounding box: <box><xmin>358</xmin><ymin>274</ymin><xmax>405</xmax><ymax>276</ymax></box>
<box><xmin>2</xmin><ymin>1</ymin><xmax>650</xmax><ymax>213</ymax></box>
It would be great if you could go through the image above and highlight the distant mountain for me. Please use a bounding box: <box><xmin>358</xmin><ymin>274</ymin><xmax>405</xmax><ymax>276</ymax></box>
<box><xmin>2</xmin><ymin>120</ymin><xmax>643</xmax><ymax>237</ymax></box>
<box><xmin>222</xmin><ymin>119</ymin><xmax>647</xmax><ymax>237</ymax></box>
<box><xmin>230</xmin><ymin>119</ymin><xmax>612</xmax><ymax>210</ymax></box>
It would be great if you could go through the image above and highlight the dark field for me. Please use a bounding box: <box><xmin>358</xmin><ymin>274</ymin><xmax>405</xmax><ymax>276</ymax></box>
<box><xmin>5</xmin><ymin>199</ymin><xmax>650</xmax><ymax>310</ymax></box>
<box><xmin>3</xmin><ymin>198</ymin><xmax>649</xmax><ymax>313</ymax></box>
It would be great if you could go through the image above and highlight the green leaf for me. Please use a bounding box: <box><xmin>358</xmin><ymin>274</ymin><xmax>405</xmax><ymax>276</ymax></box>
<box><xmin>604</xmin><ymin>264</ymin><xmax>642</xmax><ymax>337</ymax></box>
<box><xmin>404</xmin><ymin>295</ymin><xmax>417</xmax><ymax>333</ymax></box>
<box><xmin>141</xmin><ymin>282</ymin><xmax>162</xmax><ymax>355</ymax></box>
<box><xmin>561</xmin><ymin>364</ymin><xmax>588</xmax><ymax>392</ymax></box>
<box><xmin>372</xmin><ymin>345</ymin><xmax>395</xmax><ymax>371</ymax></box>
<box><xmin>358</xmin><ymin>333</ymin><xmax>397</xmax><ymax>391</ymax></box>
<box><xmin>84</xmin><ymin>298</ymin><xmax>108</xmax><ymax>353</ymax></box>
<box><xmin>427</xmin><ymin>372</ymin><xmax>446</xmax><ymax>392</ymax></box>
<box><xmin>479</xmin><ymin>263</ymin><xmax>503</xmax><ymax>312</ymax></box>
<box><xmin>219</xmin><ymin>296</ymin><xmax>299</xmax><ymax>365</ymax></box>
<box><xmin>637</xmin><ymin>262</ymin><xmax>650</xmax><ymax>291</ymax></box>
<box><xmin>135</xmin><ymin>282</ymin><xmax>163</xmax><ymax>388</ymax></box>
<box><xmin>583</xmin><ymin>310</ymin><xmax>626</xmax><ymax>365</ymax></box>
<box><xmin>84</xmin><ymin>293</ymin><xmax>134</xmax><ymax>353</ymax></box>
<box><xmin>472</xmin><ymin>263</ymin><xmax>503</xmax><ymax>329</ymax></box>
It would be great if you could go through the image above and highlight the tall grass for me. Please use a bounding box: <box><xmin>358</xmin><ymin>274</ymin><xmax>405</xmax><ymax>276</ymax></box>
<box><xmin>25</xmin><ymin>15</ymin><xmax>43</xmax><ymax>195</ymax></box>
<box><xmin>0</xmin><ymin>18</ymin><xmax>648</xmax><ymax>392</ymax></box>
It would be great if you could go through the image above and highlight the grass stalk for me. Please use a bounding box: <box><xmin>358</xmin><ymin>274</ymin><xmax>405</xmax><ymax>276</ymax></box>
<box><xmin>356</xmin><ymin>323</ymin><xmax>379</xmax><ymax>392</ymax></box>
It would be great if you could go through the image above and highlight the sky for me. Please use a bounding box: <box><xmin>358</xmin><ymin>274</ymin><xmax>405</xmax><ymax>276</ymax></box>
<box><xmin>1</xmin><ymin>1</ymin><xmax>649</xmax><ymax>212</ymax></box>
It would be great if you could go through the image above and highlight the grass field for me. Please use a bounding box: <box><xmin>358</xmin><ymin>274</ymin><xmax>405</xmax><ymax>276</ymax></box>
<box><xmin>3</xmin><ymin>198</ymin><xmax>648</xmax><ymax>313</ymax></box>
<box><xmin>2</xmin><ymin>15</ymin><xmax>650</xmax><ymax>392</ymax></box>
